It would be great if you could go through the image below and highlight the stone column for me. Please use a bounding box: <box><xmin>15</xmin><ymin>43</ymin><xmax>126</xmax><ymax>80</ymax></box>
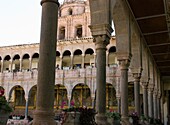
<box><xmin>33</xmin><ymin>0</ymin><xmax>59</xmax><ymax>125</ymax></box>
<box><xmin>29</xmin><ymin>58</ymin><xmax>32</xmax><ymax>71</ymax></box>
<box><xmin>148</xmin><ymin>84</ymin><xmax>154</xmax><ymax>118</ymax></box>
<box><xmin>117</xmin><ymin>96</ymin><xmax>121</xmax><ymax>113</ymax></box>
<box><xmin>68</xmin><ymin>96</ymin><xmax>71</xmax><ymax>108</ymax></box>
<box><xmin>10</xmin><ymin>60</ymin><xmax>13</xmax><ymax>72</ymax></box>
<box><xmin>24</xmin><ymin>97</ymin><xmax>29</xmax><ymax>120</ymax></box>
<box><xmin>82</xmin><ymin>54</ymin><xmax>85</xmax><ymax>68</ymax></box>
<box><xmin>94</xmin><ymin>53</ymin><xmax>96</xmax><ymax>67</ymax></box>
<box><xmin>153</xmin><ymin>89</ymin><xmax>158</xmax><ymax>119</ymax></box>
<box><xmin>91</xmin><ymin>95</ymin><xmax>95</xmax><ymax>109</ymax></box>
<box><xmin>93</xmin><ymin>35</ymin><xmax>109</xmax><ymax>125</ymax></box>
<box><xmin>59</xmin><ymin>56</ymin><xmax>62</xmax><ymax>69</ymax></box>
<box><xmin>70</xmin><ymin>55</ymin><xmax>73</xmax><ymax>69</ymax></box>
<box><xmin>157</xmin><ymin>92</ymin><xmax>161</xmax><ymax>119</ymax></box>
<box><xmin>19</xmin><ymin>59</ymin><xmax>22</xmax><ymax>71</ymax></box>
<box><xmin>119</xmin><ymin>59</ymin><xmax>130</xmax><ymax>125</ymax></box>
<box><xmin>142</xmin><ymin>82</ymin><xmax>148</xmax><ymax>117</ymax></box>
<box><xmin>106</xmin><ymin>51</ymin><xmax>109</xmax><ymax>67</ymax></box>
<box><xmin>1</xmin><ymin>60</ymin><xmax>3</xmax><ymax>72</ymax></box>
<box><xmin>133</xmin><ymin>73</ymin><xmax>141</xmax><ymax>116</ymax></box>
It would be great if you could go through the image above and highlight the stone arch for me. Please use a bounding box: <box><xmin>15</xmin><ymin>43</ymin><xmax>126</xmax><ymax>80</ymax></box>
<box><xmin>54</xmin><ymin>84</ymin><xmax>68</xmax><ymax>109</ymax></box>
<box><xmin>71</xmin><ymin>83</ymin><xmax>92</xmax><ymax>107</ymax></box>
<box><xmin>84</xmin><ymin>48</ymin><xmax>94</xmax><ymax>67</ymax></box>
<box><xmin>73</xmin><ymin>49</ymin><xmax>83</xmax><ymax>69</ymax></box>
<box><xmin>8</xmin><ymin>85</ymin><xmax>26</xmax><ymax>108</ymax></box>
<box><xmin>111</xmin><ymin>1</ymin><xmax>132</xmax><ymax>55</ymax></box>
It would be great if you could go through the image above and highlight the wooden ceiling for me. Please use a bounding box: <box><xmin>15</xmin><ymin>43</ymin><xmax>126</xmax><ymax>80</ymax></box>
<box><xmin>126</xmin><ymin>0</ymin><xmax>170</xmax><ymax>76</ymax></box>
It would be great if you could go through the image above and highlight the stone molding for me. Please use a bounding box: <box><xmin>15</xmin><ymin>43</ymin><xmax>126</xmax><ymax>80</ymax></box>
<box><xmin>148</xmin><ymin>84</ymin><xmax>154</xmax><ymax>93</ymax></box>
<box><xmin>89</xmin><ymin>24</ymin><xmax>113</xmax><ymax>38</ymax></box>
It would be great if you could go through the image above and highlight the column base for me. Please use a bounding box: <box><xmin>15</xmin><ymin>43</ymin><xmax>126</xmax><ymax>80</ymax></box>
<box><xmin>121</xmin><ymin>116</ymin><xmax>131</xmax><ymax>125</ymax></box>
<box><xmin>95</xmin><ymin>113</ymin><xmax>110</xmax><ymax>125</ymax></box>
<box><xmin>32</xmin><ymin>109</ymin><xmax>56</xmax><ymax>125</ymax></box>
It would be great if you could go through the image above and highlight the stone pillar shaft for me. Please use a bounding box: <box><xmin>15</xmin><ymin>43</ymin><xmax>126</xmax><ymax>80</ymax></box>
<box><xmin>153</xmin><ymin>90</ymin><xmax>158</xmax><ymax>119</ymax></box>
<box><xmin>148</xmin><ymin>85</ymin><xmax>154</xmax><ymax>118</ymax></box>
<box><xmin>82</xmin><ymin>54</ymin><xmax>85</xmax><ymax>68</ymax></box>
<box><xmin>25</xmin><ymin>98</ymin><xmax>29</xmax><ymax>120</ymax></box>
<box><xmin>20</xmin><ymin>59</ymin><xmax>22</xmax><ymax>71</ymax></box>
<box><xmin>117</xmin><ymin>97</ymin><xmax>121</xmax><ymax>113</ymax></box>
<box><xmin>33</xmin><ymin>0</ymin><xmax>59</xmax><ymax>125</ymax></box>
<box><xmin>1</xmin><ymin>60</ymin><xmax>3</xmax><ymax>72</ymax></box>
<box><xmin>94</xmin><ymin>35</ymin><xmax>109</xmax><ymax>125</ymax></box>
<box><xmin>59</xmin><ymin>56</ymin><xmax>62</xmax><ymax>69</ymax></box>
<box><xmin>157</xmin><ymin>93</ymin><xmax>161</xmax><ymax>119</ymax></box>
<box><xmin>29</xmin><ymin>58</ymin><xmax>32</xmax><ymax>71</ymax></box>
<box><xmin>94</xmin><ymin>54</ymin><xmax>96</xmax><ymax>67</ymax></box>
<box><xmin>133</xmin><ymin>73</ymin><xmax>141</xmax><ymax>116</ymax></box>
<box><xmin>119</xmin><ymin>59</ymin><xmax>130</xmax><ymax>125</ymax></box>
<box><xmin>142</xmin><ymin>83</ymin><xmax>148</xmax><ymax>117</ymax></box>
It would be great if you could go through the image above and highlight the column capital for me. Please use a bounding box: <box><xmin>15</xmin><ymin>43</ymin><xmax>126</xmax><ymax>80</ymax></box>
<box><xmin>93</xmin><ymin>35</ymin><xmax>110</xmax><ymax>50</ymax></box>
<box><xmin>132</xmin><ymin>73</ymin><xmax>141</xmax><ymax>82</ymax></box>
<box><xmin>141</xmin><ymin>82</ymin><xmax>148</xmax><ymax>88</ymax></box>
<box><xmin>148</xmin><ymin>84</ymin><xmax>154</xmax><ymax>92</ymax></box>
<box><xmin>118</xmin><ymin>59</ymin><xmax>130</xmax><ymax>70</ymax></box>
<box><xmin>41</xmin><ymin>0</ymin><xmax>60</xmax><ymax>6</ymax></box>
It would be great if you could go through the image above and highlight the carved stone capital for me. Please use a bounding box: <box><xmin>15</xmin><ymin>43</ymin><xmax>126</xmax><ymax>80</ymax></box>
<box><xmin>118</xmin><ymin>59</ymin><xmax>130</xmax><ymax>70</ymax></box>
<box><xmin>141</xmin><ymin>82</ymin><xmax>148</xmax><ymax>89</ymax></box>
<box><xmin>93</xmin><ymin>35</ymin><xmax>110</xmax><ymax>50</ymax></box>
<box><xmin>132</xmin><ymin>73</ymin><xmax>141</xmax><ymax>82</ymax></box>
<box><xmin>41</xmin><ymin>0</ymin><xmax>60</xmax><ymax>6</ymax></box>
<box><xmin>148</xmin><ymin>84</ymin><xmax>154</xmax><ymax>92</ymax></box>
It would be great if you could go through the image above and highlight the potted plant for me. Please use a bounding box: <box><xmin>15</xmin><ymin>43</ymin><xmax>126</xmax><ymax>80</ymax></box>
<box><xmin>106</xmin><ymin>111</ymin><xmax>121</xmax><ymax>125</ymax></box>
<box><xmin>0</xmin><ymin>88</ymin><xmax>13</xmax><ymax>125</ymax></box>
<box><xmin>129</xmin><ymin>112</ymin><xmax>139</xmax><ymax>125</ymax></box>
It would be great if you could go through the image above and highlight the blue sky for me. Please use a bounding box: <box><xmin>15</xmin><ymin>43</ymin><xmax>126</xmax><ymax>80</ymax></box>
<box><xmin>0</xmin><ymin>0</ymin><xmax>63</xmax><ymax>47</ymax></box>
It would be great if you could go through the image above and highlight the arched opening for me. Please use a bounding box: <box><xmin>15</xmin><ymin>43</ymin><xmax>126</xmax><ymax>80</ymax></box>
<box><xmin>56</xmin><ymin>51</ymin><xmax>60</xmax><ymax>69</ymax></box>
<box><xmin>108</xmin><ymin>46</ymin><xmax>117</xmax><ymax>67</ymax></box>
<box><xmin>32</xmin><ymin>53</ymin><xmax>39</xmax><ymax>70</ymax></box>
<box><xmin>12</xmin><ymin>54</ymin><xmax>20</xmax><ymax>72</ymax></box>
<box><xmin>73</xmin><ymin>49</ymin><xmax>82</xmax><ymax>69</ymax></box>
<box><xmin>106</xmin><ymin>83</ymin><xmax>116</xmax><ymax>109</ymax></box>
<box><xmin>75</xmin><ymin>25</ymin><xmax>82</xmax><ymax>38</ymax></box>
<box><xmin>3</xmin><ymin>55</ymin><xmax>11</xmax><ymax>72</ymax></box>
<box><xmin>128</xmin><ymin>83</ymin><xmax>135</xmax><ymax>108</ymax></box>
<box><xmin>62</xmin><ymin>50</ymin><xmax>71</xmax><ymax>70</ymax></box>
<box><xmin>22</xmin><ymin>54</ymin><xmax>30</xmax><ymax>71</ymax></box>
<box><xmin>9</xmin><ymin>86</ymin><xmax>26</xmax><ymax>109</ymax></box>
<box><xmin>59</xmin><ymin>27</ymin><xmax>65</xmax><ymax>40</ymax></box>
<box><xmin>85</xmin><ymin>48</ymin><xmax>94</xmax><ymax>68</ymax></box>
<box><xmin>68</xmin><ymin>8</ymin><xmax>73</xmax><ymax>15</ymax></box>
<box><xmin>71</xmin><ymin>84</ymin><xmax>91</xmax><ymax>107</ymax></box>
<box><xmin>54</xmin><ymin>84</ymin><xmax>68</xmax><ymax>109</ymax></box>
<box><xmin>28</xmin><ymin>85</ymin><xmax>37</xmax><ymax>108</ymax></box>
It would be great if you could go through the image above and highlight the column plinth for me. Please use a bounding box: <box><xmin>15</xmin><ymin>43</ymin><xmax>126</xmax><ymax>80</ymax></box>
<box><xmin>32</xmin><ymin>0</ymin><xmax>59</xmax><ymax>125</ymax></box>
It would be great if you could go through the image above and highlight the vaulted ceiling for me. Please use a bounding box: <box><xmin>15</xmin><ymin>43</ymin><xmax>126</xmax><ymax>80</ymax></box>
<box><xmin>126</xmin><ymin>0</ymin><xmax>170</xmax><ymax>76</ymax></box>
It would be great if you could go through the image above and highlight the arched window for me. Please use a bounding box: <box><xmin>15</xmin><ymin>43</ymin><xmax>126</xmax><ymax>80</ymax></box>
<box><xmin>76</xmin><ymin>25</ymin><xmax>82</xmax><ymax>38</ymax></box>
<box><xmin>68</xmin><ymin>8</ymin><xmax>73</xmax><ymax>15</ymax></box>
<box><xmin>59</xmin><ymin>27</ymin><xmax>65</xmax><ymax>40</ymax></box>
